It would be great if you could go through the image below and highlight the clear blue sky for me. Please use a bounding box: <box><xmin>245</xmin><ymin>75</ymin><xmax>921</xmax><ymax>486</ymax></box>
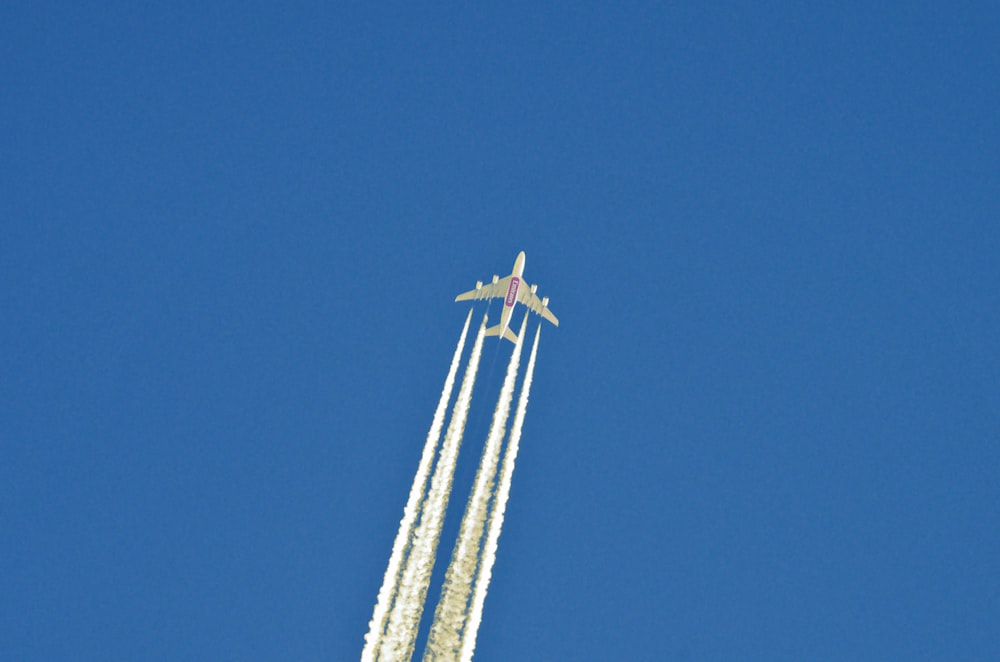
<box><xmin>3</xmin><ymin>3</ymin><xmax>998</xmax><ymax>660</ymax></box>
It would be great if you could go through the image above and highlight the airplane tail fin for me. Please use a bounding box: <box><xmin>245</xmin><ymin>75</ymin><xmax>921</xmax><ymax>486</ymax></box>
<box><xmin>485</xmin><ymin>323</ymin><xmax>518</xmax><ymax>344</ymax></box>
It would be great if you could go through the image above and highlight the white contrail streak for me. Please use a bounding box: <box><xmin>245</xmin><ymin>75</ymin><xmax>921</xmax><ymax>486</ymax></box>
<box><xmin>379</xmin><ymin>314</ymin><xmax>488</xmax><ymax>661</ymax></box>
<box><xmin>424</xmin><ymin>315</ymin><xmax>528</xmax><ymax>661</ymax></box>
<box><xmin>459</xmin><ymin>323</ymin><xmax>540</xmax><ymax>662</ymax></box>
<box><xmin>361</xmin><ymin>311</ymin><xmax>473</xmax><ymax>662</ymax></box>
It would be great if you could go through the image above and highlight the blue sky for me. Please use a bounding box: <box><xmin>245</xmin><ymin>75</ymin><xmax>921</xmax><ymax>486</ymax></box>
<box><xmin>3</xmin><ymin>3</ymin><xmax>998</xmax><ymax>660</ymax></box>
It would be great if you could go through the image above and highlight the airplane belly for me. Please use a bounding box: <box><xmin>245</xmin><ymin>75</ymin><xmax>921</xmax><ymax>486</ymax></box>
<box><xmin>505</xmin><ymin>277</ymin><xmax>520</xmax><ymax>306</ymax></box>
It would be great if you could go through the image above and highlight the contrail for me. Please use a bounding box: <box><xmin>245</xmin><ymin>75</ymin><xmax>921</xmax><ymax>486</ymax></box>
<box><xmin>361</xmin><ymin>310</ymin><xmax>473</xmax><ymax>662</ymax></box>
<box><xmin>423</xmin><ymin>315</ymin><xmax>528</xmax><ymax>661</ymax></box>
<box><xmin>379</xmin><ymin>314</ymin><xmax>488</xmax><ymax>661</ymax></box>
<box><xmin>459</xmin><ymin>323</ymin><xmax>540</xmax><ymax>662</ymax></box>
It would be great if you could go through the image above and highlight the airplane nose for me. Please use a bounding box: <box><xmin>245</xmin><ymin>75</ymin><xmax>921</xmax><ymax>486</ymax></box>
<box><xmin>514</xmin><ymin>251</ymin><xmax>525</xmax><ymax>275</ymax></box>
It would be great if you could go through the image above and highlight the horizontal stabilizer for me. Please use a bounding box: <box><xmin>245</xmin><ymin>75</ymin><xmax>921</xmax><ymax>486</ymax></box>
<box><xmin>485</xmin><ymin>323</ymin><xmax>518</xmax><ymax>344</ymax></box>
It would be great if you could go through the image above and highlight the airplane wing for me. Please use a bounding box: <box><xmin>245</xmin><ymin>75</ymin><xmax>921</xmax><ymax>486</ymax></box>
<box><xmin>517</xmin><ymin>283</ymin><xmax>559</xmax><ymax>326</ymax></box>
<box><xmin>455</xmin><ymin>276</ymin><xmax>511</xmax><ymax>302</ymax></box>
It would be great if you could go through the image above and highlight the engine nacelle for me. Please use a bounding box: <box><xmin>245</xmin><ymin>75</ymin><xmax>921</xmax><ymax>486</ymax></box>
<box><xmin>492</xmin><ymin>274</ymin><xmax>499</xmax><ymax>284</ymax></box>
<box><xmin>476</xmin><ymin>280</ymin><xmax>483</xmax><ymax>290</ymax></box>
<box><xmin>542</xmin><ymin>297</ymin><xmax>549</xmax><ymax>307</ymax></box>
<box><xmin>531</xmin><ymin>284</ymin><xmax>538</xmax><ymax>293</ymax></box>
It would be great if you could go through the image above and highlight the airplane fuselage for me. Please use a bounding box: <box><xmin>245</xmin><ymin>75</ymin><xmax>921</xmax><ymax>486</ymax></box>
<box><xmin>497</xmin><ymin>251</ymin><xmax>526</xmax><ymax>340</ymax></box>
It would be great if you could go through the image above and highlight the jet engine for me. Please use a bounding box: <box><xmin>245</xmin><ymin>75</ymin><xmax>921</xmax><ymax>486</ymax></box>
<box><xmin>476</xmin><ymin>280</ymin><xmax>483</xmax><ymax>290</ymax></box>
<box><xmin>491</xmin><ymin>275</ymin><xmax>499</xmax><ymax>284</ymax></box>
<box><xmin>530</xmin><ymin>284</ymin><xmax>538</xmax><ymax>293</ymax></box>
<box><xmin>542</xmin><ymin>297</ymin><xmax>549</xmax><ymax>306</ymax></box>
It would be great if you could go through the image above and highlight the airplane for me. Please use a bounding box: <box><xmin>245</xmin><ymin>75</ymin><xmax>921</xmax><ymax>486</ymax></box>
<box><xmin>455</xmin><ymin>251</ymin><xmax>559</xmax><ymax>343</ymax></box>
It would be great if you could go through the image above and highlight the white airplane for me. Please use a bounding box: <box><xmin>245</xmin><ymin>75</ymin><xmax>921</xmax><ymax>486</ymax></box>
<box><xmin>455</xmin><ymin>251</ymin><xmax>559</xmax><ymax>343</ymax></box>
